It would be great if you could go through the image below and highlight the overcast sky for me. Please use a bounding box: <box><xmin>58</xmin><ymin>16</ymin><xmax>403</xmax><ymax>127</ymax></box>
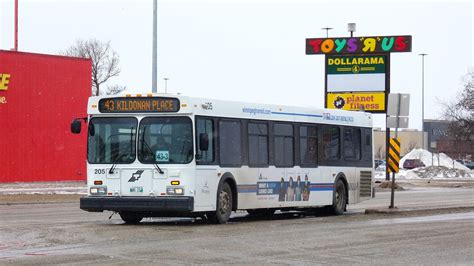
<box><xmin>0</xmin><ymin>0</ymin><xmax>472</xmax><ymax>129</ymax></box>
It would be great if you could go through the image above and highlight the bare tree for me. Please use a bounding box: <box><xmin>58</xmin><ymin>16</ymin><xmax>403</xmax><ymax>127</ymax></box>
<box><xmin>63</xmin><ymin>39</ymin><xmax>121</xmax><ymax>96</ymax></box>
<box><xmin>441</xmin><ymin>70</ymin><xmax>474</xmax><ymax>158</ymax></box>
<box><xmin>443</xmin><ymin>71</ymin><xmax>473</xmax><ymax>139</ymax></box>
<box><xmin>105</xmin><ymin>84</ymin><xmax>126</xmax><ymax>95</ymax></box>
<box><xmin>374</xmin><ymin>145</ymin><xmax>384</xmax><ymax>160</ymax></box>
<box><xmin>404</xmin><ymin>140</ymin><xmax>418</xmax><ymax>155</ymax></box>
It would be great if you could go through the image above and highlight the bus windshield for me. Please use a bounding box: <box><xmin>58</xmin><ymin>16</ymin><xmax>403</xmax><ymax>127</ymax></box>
<box><xmin>138</xmin><ymin>117</ymin><xmax>193</xmax><ymax>164</ymax></box>
<box><xmin>87</xmin><ymin>117</ymin><xmax>137</xmax><ymax>164</ymax></box>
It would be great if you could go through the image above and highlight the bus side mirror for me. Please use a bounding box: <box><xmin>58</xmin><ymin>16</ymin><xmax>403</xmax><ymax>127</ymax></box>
<box><xmin>199</xmin><ymin>133</ymin><xmax>209</xmax><ymax>151</ymax></box>
<box><xmin>71</xmin><ymin>119</ymin><xmax>82</xmax><ymax>134</ymax></box>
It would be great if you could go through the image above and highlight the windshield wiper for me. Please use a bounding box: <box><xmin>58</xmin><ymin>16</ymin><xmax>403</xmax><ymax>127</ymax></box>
<box><xmin>108</xmin><ymin>127</ymin><xmax>135</xmax><ymax>174</ymax></box>
<box><xmin>109</xmin><ymin>152</ymin><xmax>124</xmax><ymax>174</ymax></box>
<box><xmin>141</xmin><ymin>126</ymin><xmax>164</xmax><ymax>174</ymax></box>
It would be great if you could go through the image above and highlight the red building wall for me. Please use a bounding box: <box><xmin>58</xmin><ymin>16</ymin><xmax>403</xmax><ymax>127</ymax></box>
<box><xmin>0</xmin><ymin>50</ymin><xmax>91</xmax><ymax>182</ymax></box>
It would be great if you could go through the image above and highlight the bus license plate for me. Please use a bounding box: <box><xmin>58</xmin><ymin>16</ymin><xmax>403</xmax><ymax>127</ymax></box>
<box><xmin>130</xmin><ymin>187</ymin><xmax>144</xmax><ymax>193</ymax></box>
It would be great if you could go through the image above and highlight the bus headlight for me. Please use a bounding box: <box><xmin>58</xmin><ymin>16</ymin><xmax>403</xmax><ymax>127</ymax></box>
<box><xmin>90</xmin><ymin>186</ymin><xmax>107</xmax><ymax>195</ymax></box>
<box><xmin>166</xmin><ymin>187</ymin><xmax>184</xmax><ymax>195</ymax></box>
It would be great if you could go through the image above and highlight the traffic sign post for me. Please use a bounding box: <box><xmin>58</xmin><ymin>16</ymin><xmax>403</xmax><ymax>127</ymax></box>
<box><xmin>387</xmin><ymin>93</ymin><xmax>410</xmax><ymax>208</ymax></box>
<box><xmin>388</xmin><ymin>137</ymin><xmax>401</xmax><ymax>173</ymax></box>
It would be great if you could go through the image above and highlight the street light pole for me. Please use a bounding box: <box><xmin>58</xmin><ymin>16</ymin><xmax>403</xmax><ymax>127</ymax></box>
<box><xmin>347</xmin><ymin>23</ymin><xmax>356</xmax><ymax>37</ymax></box>
<box><xmin>163</xmin><ymin>78</ymin><xmax>169</xmax><ymax>93</ymax></box>
<box><xmin>152</xmin><ymin>0</ymin><xmax>158</xmax><ymax>93</ymax></box>
<box><xmin>419</xmin><ymin>53</ymin><xmax>428</xmax><ymax>150</ymax></box>
<box><xmin>321</xmin><ymin>27</ymin><xmax>333</xmax><ymax>38</ymax></box>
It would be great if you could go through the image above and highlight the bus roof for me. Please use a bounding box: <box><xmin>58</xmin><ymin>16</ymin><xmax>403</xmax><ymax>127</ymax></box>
<box><xmin>87</xmin><ymin>93</ymin><xmax>372</xmax><ymax>128</ymax></box>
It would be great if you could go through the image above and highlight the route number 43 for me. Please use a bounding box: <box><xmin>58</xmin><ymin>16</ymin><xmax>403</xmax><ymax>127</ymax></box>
<box><xmin>155</xmin><ymin>151</ymin><xmax>170</xmax><ymax>162</ymax></box>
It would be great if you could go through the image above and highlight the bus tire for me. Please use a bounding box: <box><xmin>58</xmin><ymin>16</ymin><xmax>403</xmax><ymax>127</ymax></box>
<box><xmin>331</xmin><ymin>179</ymin><xmax>347</xmax><ymax>215</ymax></box>
<box><xmin>119</xmin><ymin>212</ymin><xmax>143</xmax><ymax>224</ymax></box>
<box><xmin>208</xmin><ymin>182</ymin><xmax>233</xmax><ymax>224</ymax></box>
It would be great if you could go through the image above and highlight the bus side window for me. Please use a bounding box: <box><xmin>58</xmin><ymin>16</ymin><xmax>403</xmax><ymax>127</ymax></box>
<box><xmin>300</xmin><ymin>125</ymin><xmax>318</xmax><ymax>167</ymax></box>
<box><xmin>196</xmin><ymin>118</ymin><xmax>215</xmax><ymax>164</ymax></box>
<box><xmin>343</xmin><ymin>128</ymin><xmax>361</xmax><ymax>160</ymax></box>
<box><xmin>219</xmin><ymin>120</ymin><xmax>242</xmax><ymax>167</ymax></box>
<box><xmin>322</xmin><ymin>126</ymin><xmax>340</xmax><ymax>160</ymax></box>
<box><xmin>364</xmin><ymin>128</ymin><xmax>373</xmax><ymax>163</ymax></box>
<box><xmin>274</xmin><ymin>123</ymin><xmax>294</xmax><ymax>167</ymax></box>
<box><xmin>248</xmin><ymin>122</ymin><xmax>269</xmax><ymax>167</ymax></box>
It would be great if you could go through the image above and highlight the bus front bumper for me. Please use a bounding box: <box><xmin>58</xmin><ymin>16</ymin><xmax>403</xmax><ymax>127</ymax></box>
<box><xmin>80</xmin><ymin>196</ymin><xmax>194</xmax><ymax>213</ymax></box>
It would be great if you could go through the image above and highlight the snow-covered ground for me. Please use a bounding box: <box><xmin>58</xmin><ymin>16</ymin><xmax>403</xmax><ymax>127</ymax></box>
<box><xmin>375</xmin><ymin>167</ymin><xmax>474</xmax><ymax>180</ymax></box>
<box><xmin>0</xmin><ymin>181</ymin><xmax>86</xmax><ymax>195</ymax></box>
<box><xmin>376</xmin><ymin>149</ymin><xmax>473</xmax><ymax>180</ymax></box>
<box><xmin>400</xmin><ymin>149</ymin><xmax>469</xmax><ymax>171</ymax></box>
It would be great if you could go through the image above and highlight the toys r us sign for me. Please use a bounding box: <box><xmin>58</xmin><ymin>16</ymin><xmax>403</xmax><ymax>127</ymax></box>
<box><xmin>306</xmin><ymin>35</ymin><xmax>411</xmax><ymax>54</ymax></box>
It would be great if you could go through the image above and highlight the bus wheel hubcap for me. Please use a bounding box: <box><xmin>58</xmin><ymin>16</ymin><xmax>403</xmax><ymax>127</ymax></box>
<box><xmin>219</xmin><ymin>191</ymin><xmax>230</xmax><ymax>215</ymax></box>
<box><xmin>336</xmin><ymin>186</ymin><xmax>344</xmax><ymax>209</ymax></box>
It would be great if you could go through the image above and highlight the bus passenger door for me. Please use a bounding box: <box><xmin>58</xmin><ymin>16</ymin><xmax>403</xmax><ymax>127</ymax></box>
<box><xmin>195</xmin><ymin>166</ymin><xmax>218</xmax><ymax>211</ymax></box>
<box><xmin>194</xmin><ymin>117</ymin><xmax>218</xmax><ymax>211</ymax></box>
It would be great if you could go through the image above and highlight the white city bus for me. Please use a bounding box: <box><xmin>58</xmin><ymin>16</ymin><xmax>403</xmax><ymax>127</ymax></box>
<box><xmin>72</xmin><ymin>94</ymin><xmax>373</xmax><ymax>224</ymax></box>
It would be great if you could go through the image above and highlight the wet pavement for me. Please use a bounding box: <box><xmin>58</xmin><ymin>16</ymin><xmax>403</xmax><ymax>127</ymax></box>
<box><xmin>1</xmin><ymin>188</ymin><xmax>473</xmax><ymax>264</ymax></box>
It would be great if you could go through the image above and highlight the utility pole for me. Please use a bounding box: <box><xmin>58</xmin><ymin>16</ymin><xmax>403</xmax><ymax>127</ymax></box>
<box><xmin>321</xmin><ymin>27</ymin><xmax>333</xmax><ymax>38</ymax></box>
<box><xmin>152</xmin><ymin>0</ymin><xmax>158</xmax><ymax>93</ymax></box>
<box><xmin>163</xmin><ymin>78</ymin><xmax>169</xmax><ymax>93</ymax></box>
<box><xmin>14</xmin><ymin>0</ymin><xmax>19</xmax><ymax>51</ymax></box>
<box><xmin>419</xmin><ymin>53</ymin><xmax>428</xmax><ymax>150</ymax></box>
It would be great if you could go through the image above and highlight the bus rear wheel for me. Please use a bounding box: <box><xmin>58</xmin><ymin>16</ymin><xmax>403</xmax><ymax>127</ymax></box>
<box><xmin>331</xmin><ymin>179</ymin><xmax>347</xmax><ymax>215</ymax></box>
<box><xmin>119</xmin><ymin>212</ymin><xmax>143</xmax><ymax>224</ymax></box>
<box><xmin>208</xmin><ymin>182</ymin><xmax>233</xmax><ymax>224</ymax></box>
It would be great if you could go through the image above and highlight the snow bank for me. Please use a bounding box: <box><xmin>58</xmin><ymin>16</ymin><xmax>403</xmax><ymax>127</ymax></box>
<box><xmin>375</xmin><ymin>167</ymin><xmax>474</xmax><ymax>180</ymax></box>
<box><xmin>400</xmin><ymin>149</ymin><xmax>469</xmax><ymax>171</ymax></box>
<box><xmin>373</xmin><ymin>149</ymin><xmax>473</xmax><ymax>179</ymax></box>
<box><xmin>412</xmin><ymin>166</ymin><xmax>474</xmax><ymax>179</ymax></box>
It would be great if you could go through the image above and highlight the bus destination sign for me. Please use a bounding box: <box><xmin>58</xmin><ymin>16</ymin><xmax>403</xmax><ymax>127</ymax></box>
<box><xmin>98</xmin><ymin>97</ymin><xmax>180</xmax><ymax>113</ymax></box>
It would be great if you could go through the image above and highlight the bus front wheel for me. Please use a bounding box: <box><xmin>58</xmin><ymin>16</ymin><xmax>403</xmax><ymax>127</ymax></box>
<box><xmin>331</xmin><ymin>179</ymin><xmax>347</xmax><ymax>215</ymax></box>
<box><xmin>208</xmin><ymin>182</ymin><xmax>233</xmax><ymax>224</ymax></box>
<box><xmin>119</xmin><ymin>212</ymin><xmax>143</xmax><ymax>224</ymax></box>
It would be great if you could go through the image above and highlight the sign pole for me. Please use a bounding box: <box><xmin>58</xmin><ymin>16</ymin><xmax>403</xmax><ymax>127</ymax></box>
<box><xmin>389</xmin><ymin>93</ymin><xmax>402</xmax><ymax>208</ymax></box>
<box><xmin>385</xmin><ymin>121</ymin><xmax>390</xmax><ymax>181</ymax></box>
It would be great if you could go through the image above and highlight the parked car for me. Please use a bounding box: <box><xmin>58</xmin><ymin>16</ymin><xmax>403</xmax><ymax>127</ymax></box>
<box><xmin>457</xmin><ymin>160</ymin><xmax>474</xmax><ymax>170</ymax></box>
<box><xmin>375</xmin><ymin>161</ymin><xmax>386</xmax><ymax>171</ymax></box>
<box><xmin>456</xmin><ymin>160</ymin><xmax>474</xmax><ymax>170</ymax></box>
<box><xmin>374</xmin><ymin>159</ymin><xmax>385</xmax><ymax>169</ymax></box>
<box><xmin>465</xmin><ymin>162</ymin><xmax>474</xmax><ymax>170</ymax></box>
<box><xmin>403</xmin><ymin>159</ymin><xmax>425</xmax><ymax>169</ymax></box>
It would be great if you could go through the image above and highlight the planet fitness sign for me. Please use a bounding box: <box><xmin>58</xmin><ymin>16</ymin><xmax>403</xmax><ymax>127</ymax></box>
<box><xmin>325</xmin><ymin>54</ymin><xmax>388</xmax><ymax>112</ymax></box>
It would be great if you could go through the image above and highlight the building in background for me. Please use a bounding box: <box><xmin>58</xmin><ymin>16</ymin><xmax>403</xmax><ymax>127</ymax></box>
<box><xmin>373</xmin><ymin>128</ymin><xmax>426</xmax><ymax>159</ymax></box>
<box><xmin>0</xmin><ymin>50</ymin><xmax>91</xmax><ymax>182</ymax></box>
<box><xmin>424</xmin><ymin>119</ymin><xmax>473</xmax><ymax>161</ymax></box>
<box><xmin>374</xmin><ymin>120</ymin><xmax>473</xmax><ymax>161</ymax></box>
<box><xmin>423</xmin><ymin>119</ymin><xmax>449</xmax><ymax>153</ymax></box>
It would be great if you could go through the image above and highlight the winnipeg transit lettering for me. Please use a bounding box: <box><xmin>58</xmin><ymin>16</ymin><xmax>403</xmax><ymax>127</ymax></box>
<box><xmin>306</xmin><ymin>35</ymin><xmax>412</xmax><ymax>54</ymax></box>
